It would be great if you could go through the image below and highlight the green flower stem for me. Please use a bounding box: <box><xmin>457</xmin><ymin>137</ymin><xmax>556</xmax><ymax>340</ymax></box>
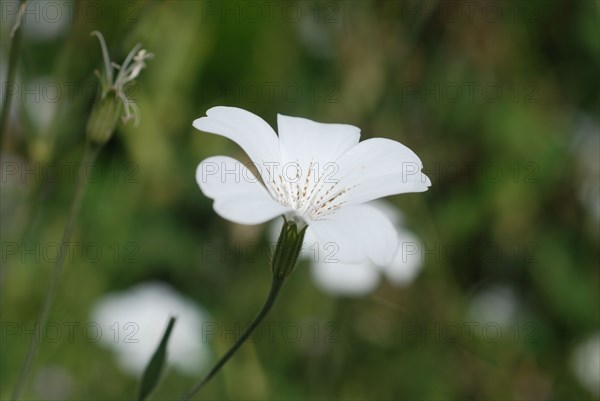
<box><xmin>181</xmin><ymin>219</ymin><xmax>306</xmax><ymax>400</ymax></box>
<box><xmin>11</xmin><ymin>141</ymin><xmax>101</xmax><ymax>400</ymax></box>
<box><xmin>181</xmin><ymin>276</ymin><xmax>285</xmax><ymax>400</ymax></box>
<box><xmin>0</xmin><ymin>0</ymin><xmax>28</xmax><ymax>150</ymax></box>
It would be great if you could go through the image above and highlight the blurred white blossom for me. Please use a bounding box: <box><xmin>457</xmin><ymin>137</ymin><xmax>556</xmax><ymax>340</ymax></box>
<box><xmin>33</xmin><ymin>365</ymin><xmax>73</xmax><ymax>401</ymax></box>
<box><xmin>571</xmin><ymin>113</ymin><xmax>600</xmax><ymax>222</ymax></box>
<box><xmin>468</xmin><ymin>284</ymin><xmax>519</xmax><ymax>326</ymax></box>
<box><xmin>90</xmin><ymin>282</ymin><xmax>211</xmax><ymax>377</ymax></box>
<box><xmin>571</xmin><ymin>333</ymin><xmax>600</xmax><ymax>397</ymax></box>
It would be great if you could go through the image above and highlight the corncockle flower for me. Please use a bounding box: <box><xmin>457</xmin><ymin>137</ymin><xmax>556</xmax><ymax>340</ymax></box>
<box><xmin>181</xmin><ymin>107</ymin><xmax>430</xmax><ymax>399</ymax></box>
<box><xmin>87</xmin><ymin>31</ymin><xmax>153</xmax><ymax>145</ymax></box>
<box><xmin>194</xmin><ymin>106</ymin><xmax>431</xmax><ymax>267</ymax></box>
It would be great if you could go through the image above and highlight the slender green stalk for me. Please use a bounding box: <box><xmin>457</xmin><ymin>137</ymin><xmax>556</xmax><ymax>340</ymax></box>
<box><xmin>180</xmin><ymin>219</ymin><xmax>305</xmax><ymax>399</ymax></box>
<box><xmin>175</xmin><ymin>223</ymin><xmax>308</xmax><ymax>399</ymax></box>
<box><xmin>180</xmin><ymin>276</ymin><xmax>286</xmax><ymax>400</ymax></box>
<box><xmin>0</xmin><ymin>0</ymin><xmax>28</xmax><ymax>150</ymax></box>
<box><xmin>11</xmin><ymin>142</ymin><xmax>101</xmax><ymax>400</ymax></box>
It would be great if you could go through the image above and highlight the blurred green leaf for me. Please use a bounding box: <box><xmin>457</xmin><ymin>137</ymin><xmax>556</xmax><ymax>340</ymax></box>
<box><xmin>138</xmin><ymin>316</ymin><xmax>176</xmax><ymax>401</ymax></box>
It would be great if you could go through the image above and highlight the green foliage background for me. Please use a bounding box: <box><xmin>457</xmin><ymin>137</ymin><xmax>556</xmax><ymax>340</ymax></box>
<box><xmin>1</xmin><ymin>1</ymin><xmax>598</xmax><ymax>400</ymax></box>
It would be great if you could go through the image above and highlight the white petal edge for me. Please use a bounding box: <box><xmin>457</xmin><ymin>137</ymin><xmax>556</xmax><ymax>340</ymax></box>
<box><xmin>193</xmin><ymin>107</ymin><xmax>281</xmax><ymax>174</ymax></box>
<box><xmin>308</xmin><ymin>204</ymin><xmax>399</xmax><ymax>266</ymax></box>
<box><xmin>196</xmin><ymin>156</ymin><xmax>290</xmax><ymax>225</ymax></box>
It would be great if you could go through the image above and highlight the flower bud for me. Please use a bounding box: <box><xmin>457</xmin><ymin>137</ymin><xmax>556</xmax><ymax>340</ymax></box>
<box><xmin>86</xmin><ymin>31</ymin><xmax>152</xmax><ymax>147</ymax></box>
<box><xmin>271</xmin><ymin>219</ymin><xmax>307</xmax><ymax>279</ymax></box>
<box><xmin>86</xmin><ymin>91</ymin><xmax>121</xmax><ymax>146</ymax></box>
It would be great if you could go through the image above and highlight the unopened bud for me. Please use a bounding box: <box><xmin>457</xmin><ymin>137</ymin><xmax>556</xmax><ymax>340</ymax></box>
<box><xmin>271</xmin><ymin>219</ymin><xmax>307</xmax><ymax>279</ymax></box>
<box><xmin>86</xmin><ymin>91</ymin><xmax>121</xmax><ymax>146</ymax></box>
<box><xmin>87</xmin><ymin>31</ymin><xmax>152</xmax><ymax>144</ymax></box>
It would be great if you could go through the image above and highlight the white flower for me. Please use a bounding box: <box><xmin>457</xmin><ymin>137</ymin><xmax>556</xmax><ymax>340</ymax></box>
<box><xmin>90</xmin><ymin>282</ymin><xmax>211</xmax><ymax>377</ymax></box>
<box><xmin>571</xmin><ymin>332</ymin><xmax>600</xmax><ymax>396</ymax></box>
<box><xmin>467</xmin><ymin>285</ymin><xmax>519</xmax><ymax>326</ymax></box>
<box><xmin>194</xmin><ymin>107</ymin><xmax>430</xmax><ymax>265</ymax></box>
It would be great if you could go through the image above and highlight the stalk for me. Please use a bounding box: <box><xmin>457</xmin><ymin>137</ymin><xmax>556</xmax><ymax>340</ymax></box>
<box><xmin>180</xmin><ymin>219</ymin><xmax>306</xmax><ymax>399</ymax></box>
<box><xmin>0</xmin><ymin>0</ymin><xmax>28</xmax><ymax>150</ymax></box>
<box><xmin>11</xmin><ymin>142</ymin><xmax>100</xmax><ymax>400</ymax></box>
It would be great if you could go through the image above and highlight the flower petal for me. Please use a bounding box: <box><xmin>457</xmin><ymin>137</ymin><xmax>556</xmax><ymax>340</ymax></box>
<box><xmin>381</xmin><ymin>228</ymin><xmax>423</xmax><ymax>285</ymax></box>
<box><xmin>277</xmin><ymin>114</ymin><xmax>360</xmax><ymax>164</ymax></box>
<box><xmin>193</xmin><ymin>107</ymin><xmax>281</xmax><ymax>173</ymax></box>
<box><xmin>196</xmin><ymin>156</ymin><xmax>290</xmax><ymax>225</ymax></box>
<box><xmin>333</xmin><ymin>138</ymin><xmax>431</xmax><ymax>205</ymax></box>
<box><xmin>366</xmin><ymin>200</ymin><xmax>404</xmax><ymax>226</ymax></box>
<box><xmin>308</xmin><ymin>204</ymin><xmax>398</xmax><ymax>265</ymax></box>
<box><xmin>276</xmin><ymin>115</ymin><xmax>360</xmax><ymax>191</ymax></box>
<box><xmin>310</xmin><ymin>259</ymin><xmax>380</xmax><ymax>297</ymax></box>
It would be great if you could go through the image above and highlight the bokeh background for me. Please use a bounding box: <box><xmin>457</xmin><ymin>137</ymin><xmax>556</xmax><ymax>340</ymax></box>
<box><xmin>1</xmin><ymin>0</ymin><xmax>599</xmax><ymax>400</ymax></box>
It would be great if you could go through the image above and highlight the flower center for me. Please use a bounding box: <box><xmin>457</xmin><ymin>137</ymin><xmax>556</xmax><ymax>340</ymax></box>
<box><xmin>263</xmin><ymin>160</ymin><xmax>351</xmax><ymax>221</ymax></box>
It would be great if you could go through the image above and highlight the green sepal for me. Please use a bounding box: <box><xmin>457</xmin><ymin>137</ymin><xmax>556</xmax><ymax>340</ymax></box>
<box><xmin>271</xmin><ymin>218</ymin><xmax>307</xmax><ymax>279</ymax></box>
<box><xmin>86</xmin><ymin>90</ymin><xmax>121</xmax><ymax>146</ymax></box>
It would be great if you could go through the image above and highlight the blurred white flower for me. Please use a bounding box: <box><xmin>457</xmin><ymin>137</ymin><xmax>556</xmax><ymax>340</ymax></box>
<box><xmin>0</xmin><ymin>1</ymin><xmax>70</xmax><ymax>40</ymax></box>
<box><xmin>467</xmin><ymin>284</ymin><xmax>518</xmax><ymax>326</ymax></box>
<box><xmin>194</xmin><ymin>106</ymin><xmax>430</xmax><ymax>265</ymax></box>
<box><xmin>571</xmin><ymin>113</ymin><xmax>600</xmax><ymax>222</ymax></box>
<box><xmin>23</xmin><ymin>76</ymin><xmax>58</xmax><ymax>133</ymax></box>
<box><xmin>310</xmin><ymin>255</ymin><xmax>381</xmax><ymax>296</ymax></box>
<box><xmin>33</xmin><ymin>365</ymin><xmax>73</xmax><ymax>401</ymax></box>
<box><xmin>571</xmin><ymin>333</ymin><xmax>600</xmax><ymax>397</ymax></box>
<box><xmin>22</xmin><ymin>0</ymin><xmax>71</xmax><ymax>39</ymax></box>
<box><xmin>272</xmin><ymin>201</ymin><xmax>424</xmax><ymax>296</ymax></box>
<box><xmin>90</xmin><ymin>282</ymin><xmax>211</xmax><ymax>377</ymax></box>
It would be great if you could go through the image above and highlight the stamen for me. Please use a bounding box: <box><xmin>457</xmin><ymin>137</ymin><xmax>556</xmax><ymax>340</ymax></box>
<box><xmin>262</xmin><ymin>160</ymin><xmax>354</xmax><ymax>221</ymax></box>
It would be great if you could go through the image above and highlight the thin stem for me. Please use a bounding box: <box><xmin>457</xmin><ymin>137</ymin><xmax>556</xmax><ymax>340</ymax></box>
<box><xmin>11</xmin><ymin>142</ymin><xmax>100</xmax><ymax>400</ymax></box>
<box><xmin>180</xmin><ymin>276</ymin><xmax>286</xmax><ymax>400</ymax></box>
<box><xmin>0</xmin><ymin>0</ymin><xmax>28</xmax><ymax>150</ymax></box>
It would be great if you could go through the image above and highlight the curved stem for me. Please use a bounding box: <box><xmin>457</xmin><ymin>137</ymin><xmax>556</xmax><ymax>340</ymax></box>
<box><xmin>11</xmin><ymin>142</ymin><xmax>100</xmax><ymax>400</ymax></box>
<box><xmin>0</xmin><ymin>0</ymin><xmax>27</xmax><ymax>150</ymax></box>
<box><xmin>181</xmin><ymin>276</ymin><xmax>286</xmax><ymax>400</ymax></box>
